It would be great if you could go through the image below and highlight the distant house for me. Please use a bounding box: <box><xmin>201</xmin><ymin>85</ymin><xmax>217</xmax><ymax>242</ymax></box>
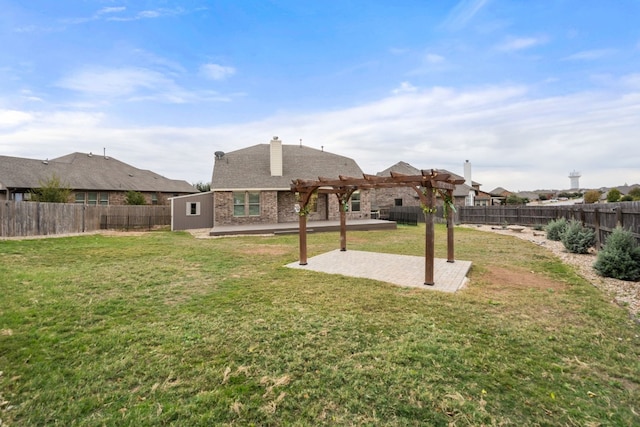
<box><xmin>372</xmin><ymin>161</ymin><xmax>488</xmax><ymax>211</ymax></box>
<box><xmin>171</xmin><ymin>137</ymin><xmax>371</xmax><ymax>230</ymax></box>
<box><xmin>0</xmin><ymin>152</ymin><xmax>196</xmax><ymax>205</ymax></box>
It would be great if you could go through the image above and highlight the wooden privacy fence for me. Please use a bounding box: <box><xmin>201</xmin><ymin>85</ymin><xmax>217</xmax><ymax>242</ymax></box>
<box><xmin>0</xmin><ymin>201</ymin><xmax>171</xmax><ymax>238</ymax></box>
<box><xmin>458</xmin><ymin>202</ymin><xmax>640</xmax><ymax>246</ymax></box>
<box><xmin>386</xmin><ymin>206</ymin><xmax>449</xmax><ymax>225</ymax></box>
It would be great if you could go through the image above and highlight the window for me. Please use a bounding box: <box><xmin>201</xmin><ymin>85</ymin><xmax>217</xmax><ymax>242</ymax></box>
<box><xmin>351</xmin><ymin>191</ymin><xmax>361</xmax><ymax>212</ymax></box>
<box><xmin>87</xmin><ymin>192</ymin><xmax>98</xmax><ymax>205</ymax></box>
<box><xmin>248</xmin><ymin>192</ymin><xmax>260</xmax><ymax>215</ymax></box>
<box><xmin>151</xmin><ymin>193</ymin><xmax>158</xmax><ymax>205</ymax></box>
<box><xmin>99</xmin><ymin>193</ymin><xmax>109</xmax><ymax>205</ymax></box>
<box><xmin>394</xmin><ymin>198</ymin><xmax>403</xmax><ymax>206</ymax></box>
<box><xmin>75</xmin><ymin>193</ymin><xmax>85</xmax><ymax>204</ymax></box>
<box><xmin>233</xmin><ymin>191</ymin><xmax>261</xmax><ymax>216</ymax></box>
<box><xmin>186</xmin><ymin>202</ymin><xmax>200</xmax><ymax>216</ymax></box>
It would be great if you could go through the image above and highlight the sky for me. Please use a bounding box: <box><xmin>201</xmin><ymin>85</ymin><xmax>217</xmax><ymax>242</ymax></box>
<box><xmin>1</xmin><ymin>0</ymin><xmax>639</xmax><ymax>192</ymax></box>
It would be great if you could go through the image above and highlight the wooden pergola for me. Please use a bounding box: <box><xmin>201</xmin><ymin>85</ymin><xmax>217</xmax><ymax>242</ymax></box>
<box><xmin>291</xmin><ymin>170</ymin><xmax>466</xmax><ymax>286</ymax></box>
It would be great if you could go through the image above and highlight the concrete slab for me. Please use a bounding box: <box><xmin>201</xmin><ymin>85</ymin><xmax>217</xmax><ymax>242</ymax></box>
<box><xmin>286</xmin><ymin>249</ymin><xmax>472</xmax><ymax>293</ymax></box>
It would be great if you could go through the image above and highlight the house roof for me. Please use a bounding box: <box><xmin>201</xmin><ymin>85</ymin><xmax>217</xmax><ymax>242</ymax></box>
<box><xmin>489</xmin><ymin>187</ymin><xmax>511</xmax><ymax>196</ymax></box>
<box><xmin>211</xmin><ymin>144</ymin><xmax>364</xmax><ymax>190</ymax></box>
<box><xmin>376</xmin><ymin>161</ymin><xmax>467</xmax><ymax>189</ymax></box>
<box><xmin>376</xmin><ymin>161</ymin><xmax>421</xmax><ymax>176</ymax></box>
<box><xmin>0</xmin><ymin>152</ymin><xmax>196</xmax><ymax>193</ymax></box>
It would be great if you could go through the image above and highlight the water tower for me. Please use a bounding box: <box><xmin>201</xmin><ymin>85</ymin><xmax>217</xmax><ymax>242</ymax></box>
<box><xmin>569</xmin><ymin>170</ymin><xmax>581</xmax><ymax>189</ymax></box>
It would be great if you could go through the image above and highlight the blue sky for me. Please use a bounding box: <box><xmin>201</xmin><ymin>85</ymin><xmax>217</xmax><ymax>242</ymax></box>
<box><xmin>1</xmin><ymin>0</ymin><xmax>639</xmax><ymax>191</ymax></box>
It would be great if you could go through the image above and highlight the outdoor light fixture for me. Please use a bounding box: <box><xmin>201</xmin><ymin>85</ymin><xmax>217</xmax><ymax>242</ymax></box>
<box><xmin>294</xmin><ymin>203</ymin><xmax>300</xmax><ymax>213</ymax></box>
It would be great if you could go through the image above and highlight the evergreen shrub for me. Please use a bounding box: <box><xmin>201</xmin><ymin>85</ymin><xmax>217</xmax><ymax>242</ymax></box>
<box><xmin>593</xmin><ymin>227</ymin><xmax>640</xmax><ymax>281</ymax></box>
<box><xmin>561</xmin><ymin>220</ymin><xmax>595</xmax><ymax>254</ymax></box>
<box><xmin>545</xmin><ymin>218</ymin><xmax>567</xmax><ymax>241</ymax></box>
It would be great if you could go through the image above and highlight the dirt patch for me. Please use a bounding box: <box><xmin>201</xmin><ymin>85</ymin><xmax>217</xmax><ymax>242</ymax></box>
<box><xmin>480</xmin><ymin>265</ymin><xmax>567</xmax><ymax>294</ymax></box>
<box><xmin>463</xmin><ymin>224</ymin><xmax>640</xmax><ymax>320</ymax></box>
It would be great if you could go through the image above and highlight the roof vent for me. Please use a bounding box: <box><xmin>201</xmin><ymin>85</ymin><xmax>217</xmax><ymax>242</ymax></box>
<box><xmin>88</xmin><ymin>152</ymin><xmax>93</xmax><ymax>157</ymax></box>
<box><xmin>42</xmin><ymin>159</ymin><xmax>48</xmax><ymax>165</ymax></box>
<box><xmin>214</xmin><ymin>151</ymin><xmax>225</xmax><ymax>159</ymax></box>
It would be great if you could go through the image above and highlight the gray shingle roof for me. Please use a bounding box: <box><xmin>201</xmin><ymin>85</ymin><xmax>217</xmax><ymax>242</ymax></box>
<box><xmin>211</xmin><ymin>144</ymin><xmax>364</xmax><ymax>190</ymax></box>
<box><xmin>0</xmin><ymin>152</ymin><xmax>196</xmax><ymax>193</ymax></box>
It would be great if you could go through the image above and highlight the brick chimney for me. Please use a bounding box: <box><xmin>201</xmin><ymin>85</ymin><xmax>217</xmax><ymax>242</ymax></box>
<box><xmin>270</xmin><ymin>136</ymin><xmax>283</xmax><ymax>176</ymax></box>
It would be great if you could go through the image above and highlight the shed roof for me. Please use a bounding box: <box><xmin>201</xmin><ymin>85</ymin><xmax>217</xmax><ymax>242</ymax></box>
<box><xmin>211</xmin><ymin>144</ymin><xmax>363</xmax><ymax>190</ymax></box>
<box><xmin>0</xmin><ymin>152</ymin><xmax>196</xmax><ymax>193</ymax></box>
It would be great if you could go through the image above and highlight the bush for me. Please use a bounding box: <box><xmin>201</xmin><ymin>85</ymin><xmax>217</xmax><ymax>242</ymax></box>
<box><xmin>606</xmin><ymin>188</ymin><xmax>621</xmax><ymax>203</ymax></box>
<box><xmin>593</xmin><ymin>227</ymin><xmax>640</xmax><ymax>281</ymax></box>
<box><xmin>621</xmin><ymin>195</ymin><xmax>633</xmax><ymax>202</ymax></box>
<box><xmin>628</xmin><ymin>187</ymin><xmax>640</xmax><ymax>201</ymax></box>
<box><xmin>545</xmin><ymin>218</ymin><xmax>568</xmax><ymax>241</ymax></box>
<box><xmin>29</xmin><ymin>174</ymin><xmax>72</xmax><ymax>203</ymax></box>
<box><xmin>561</xmin><ymin>220</ymin><xmax>595</xmax><ymax>254</ymax></box>
<box><xmin>125</xmin><ymin>190</ymin><xmax>146</xmax><ymax>205</ymax></box>
<box><xmin>583</xmin><ymin>190</ymin><xmax>601</xmax><ymax>204</ymax></box>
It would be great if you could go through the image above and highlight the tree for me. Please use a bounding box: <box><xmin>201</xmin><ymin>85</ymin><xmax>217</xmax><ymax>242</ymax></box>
<box><xmin>628</xmin><ymin>187</ymin><xmax>640</xmax><ymax>201</ymax></box>
<box><xmin>583</xmin><ymin>190</ymin><xmax>601</xmax><ymax>204</ymax></box>
<box><xmin>194</xmin><ymin>181</ymin><xmax>211</xmax><ymax>192</ymax></box>
<box><xmin>29</xmin><ymin>174</ymin><xmax>72</xmax><ymax>203</ymax></box>
<box><xmin>505</xmin><ymin>194</ymin><xmax>528</xmax><ymax>205</ymax></box>
<box><xmin>125</xmin><ymin>190</ymin><xmax>146</xmax><ymax>205</ymax></box>
<box><xmin>606</xmin><ymin>188</ymin><xmax>621</xmax><ymax>203</ymax></box>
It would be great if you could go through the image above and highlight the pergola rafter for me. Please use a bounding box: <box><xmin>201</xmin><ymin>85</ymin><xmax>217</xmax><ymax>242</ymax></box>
<box><xmin>291</xmin><ymin>169</ymin><xmax>465</xmax><ymax>286</ymax></box>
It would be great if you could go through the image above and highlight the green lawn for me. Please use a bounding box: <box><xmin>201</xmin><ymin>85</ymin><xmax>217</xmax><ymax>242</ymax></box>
<box><xmin>1</xmin><ymin>225</ymin><xmax>638</xmax><ymax>426</ymax></box>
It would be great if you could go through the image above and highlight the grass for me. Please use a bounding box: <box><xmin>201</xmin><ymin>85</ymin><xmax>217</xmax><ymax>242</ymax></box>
<box><xmin>1</xmin><ymin>224</ymin><xmax>639</xmax><ymax>426</ymax></box>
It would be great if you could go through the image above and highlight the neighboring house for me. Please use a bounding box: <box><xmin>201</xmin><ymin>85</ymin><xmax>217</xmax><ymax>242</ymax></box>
<box><xmin>373</xmin><ymin>161</ymin><xmax>484</xmax><ymax>210</ymax></box>
<box><xmin>0</xmin><ymin>152</ymin><xmax>196</xmax><ymax>205</ymax></box>
<box><xmin>489</xmin><ymin>187</ymin><xmax>511</xmax><ymax>205</ymax></box>
<box><xmin>203</xmin><ymin>137</ymin><xmax>370</xmax><ymax>228</ymax></box>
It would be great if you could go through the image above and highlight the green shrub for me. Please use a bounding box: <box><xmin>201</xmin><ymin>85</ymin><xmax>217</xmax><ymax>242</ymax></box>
<box><xmin>561</xmin><ymin>220</ymin><xmax>595</xmax><ymax>254</ymax></box>
<box><xmin>593</xmin><ymin>227</ymin><xmax>640</xmax><ymax>281</ymax></box>
<box><xmin>606</xmin><ymin>188</ymin><xmax>621</xmax><ymax>202</ymax></box>
<box><xmin>532</xmin><ymin>224</ymin><xmax>544</xmax><ymax>231</ymax></box>
<box><xmin>545</xmin><ymin>218</ymin><xmax>568</xmax><ymax>241</ymax></box>
<box><xmin>125</xmin><ymin>190</ymin><xmax>146</xmax><ymax>205</ymax></box>
<box><xmin>620</xmin><ymin>195</ymin><xmax>633</xmax><ymax>202</ymax></box>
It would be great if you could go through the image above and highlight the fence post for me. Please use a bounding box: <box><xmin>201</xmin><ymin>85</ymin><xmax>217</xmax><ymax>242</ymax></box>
<box><xmin>615</xmin><ymin>206</ymin><xmax>623</xmax><ymax>228</ymax></box>
<box><xmin>594</xmin><ymin>207</ymin><xmax>601</xmax><ymax>248</ymax></box>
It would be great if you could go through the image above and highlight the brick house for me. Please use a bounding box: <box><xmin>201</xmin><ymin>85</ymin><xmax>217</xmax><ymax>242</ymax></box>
<box><xmin>372</xmin><ymin>161</ymin><xmax>490</xmax><ymax>213</ymax></box>
<box><xmin>0</xmin><ymin>152</ymin><xmax>196</xmax><ymax>205</ymax></box>
<box><xmin>210</xmin><ymin>137</ymin><xmax>371</xmax><ymax>227</ymax></box>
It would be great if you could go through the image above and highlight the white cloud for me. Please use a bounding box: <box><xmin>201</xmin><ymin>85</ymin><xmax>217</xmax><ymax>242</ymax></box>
<box><xmin>392</xmin><ymin>82</ymin><xmax>418</xmax><ymax>94</ymax></box>
<box><xmin>563</xmin><ymin>49</ymin><xmax>615</xmax><ymax>61</ymax></box>
<box><xmin>57</xmin><ymin>67</ymin><xmax>172</xmax><ymax>98</ymax></box>
<box><xmin>200</xmin><ymin>64</ymin><xmax>236</xmax><ymax>81</ymax></box>
<box><xmin>0</xmin><ymin>109</ymin><xmax>33</xmax><ymax>128</ymax></box>
<box><xmin>442</xmin><ymin>0</ymin><xmax>490</xmax><ymax>31</ymax></box>
<box><xmin>425</xmin><ymin>54</ymin><xmax>445</xmax><ymax>64</ymax></box>
<box><xmin>97</xmin><ymin>7</ymin><xmax>126</xmax><ymax>15</ymax></box>
<box><xmin>497</xmin><ymin>36</ymin><xmax>547</xmax><ymax>52</ymax></box>
<box><xmin>2</xmin><ymin>84</ymin><xmax>639</xmax><ymax>191</ymax></box>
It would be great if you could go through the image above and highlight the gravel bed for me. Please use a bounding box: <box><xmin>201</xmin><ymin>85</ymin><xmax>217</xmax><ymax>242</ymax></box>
<box><xmin>464</xmin><ymin>224</ymin><xmax>640</xmax><ymax>321</ymax></box>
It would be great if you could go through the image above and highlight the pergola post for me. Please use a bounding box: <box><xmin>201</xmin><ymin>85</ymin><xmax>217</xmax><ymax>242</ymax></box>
<box><xmin>339</xmin><ymin>207</ymin><xmax>347</xmax><ymax>251</ymax></box>
<box><xmin>299</xmin><ymin>213</ymin><xmax>308</xmax><ymax>265</ymax></box>
<box><xmin>336</xmin><ymin>189</ymin><xmax>355</xmax><ymax>252</ymax></box>
<box><xmin>446</xmin><ymin>189</ymin><xmax>455</xmax><ymax>263</ymax></box>
<box><xmin>424</xmin><ymin>186</ymin><xmax>435</xmax><ymax>286</ymax></box>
